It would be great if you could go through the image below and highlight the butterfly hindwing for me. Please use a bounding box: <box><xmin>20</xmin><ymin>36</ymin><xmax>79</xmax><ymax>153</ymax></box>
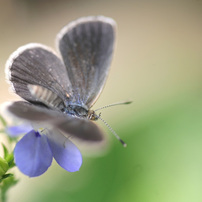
<box><xmin>6</xmin><ymin>101</ymin><xmax>104</xmax><ymax>143</ymax></box>
<box><xmin>28</xmin><ymin>84</ymin><xmax>65</xmax><ymax>110</ymax></box>
<box><xmin>57</xmin><ymin>16</ymin><xmax>116</xmax><ymax>108</ymax></box>
<box><xmin>6</xmin><ymin>101</ymin><xmax>59</xmax><ymax>121</ymax></box>
<box><xmin>55</xmin><ymin>117</ymin><xmax>104</xmax><ymax>142</ymax></box>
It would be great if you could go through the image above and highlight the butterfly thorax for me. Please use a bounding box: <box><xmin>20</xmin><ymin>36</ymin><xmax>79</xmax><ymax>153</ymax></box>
<box><xmin>62</xmin><ymin>105</ymin><xmax>98</xmax><ymax>121</ymax></box>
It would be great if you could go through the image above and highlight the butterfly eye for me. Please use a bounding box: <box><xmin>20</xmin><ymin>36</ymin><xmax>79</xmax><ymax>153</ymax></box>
<box><xmin>87</xmin><ymin>110</ymin><xmax>99</xmax><ymax>121</ymax></box>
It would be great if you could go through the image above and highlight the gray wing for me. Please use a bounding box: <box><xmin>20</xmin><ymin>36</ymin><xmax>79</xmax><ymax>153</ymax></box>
<box><xmin>55</xmin><ymin>117</ymin><xmax>104</xmax><ymax>142</ymax></box>
<box><xmin>6</xmin><ymin>101</ymin><xmax>61</xmax><ymax>121</ymax></box>
<box><xmin>5</xmin><ymin>43</ymin><xmax>72</xmax><ymax>104</ymax></box>
<box><xmin>56</xmin><ymin>16</ymin><xmax>116</xmax><ymax>108</ymax></box>
<box><xmin>6</xmin><ymin>101</ymin><xmax>104</xmax><ymax>143</ymax></box>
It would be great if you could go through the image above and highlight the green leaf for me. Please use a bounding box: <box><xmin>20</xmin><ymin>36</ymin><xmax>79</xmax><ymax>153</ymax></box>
<box><xmin>5</xmin><ymin>153</ymin><xmax>15</xmax><ymax>169</ymax></box>
<box><xmin>0</xmin><ymin>157</ymin><xmax>9</xmax><ymax>177</ymax></box>
<box><xmin>2</xmin><ymin>144</ymin><xmax>9</xmax><ymax>159</ymax></box>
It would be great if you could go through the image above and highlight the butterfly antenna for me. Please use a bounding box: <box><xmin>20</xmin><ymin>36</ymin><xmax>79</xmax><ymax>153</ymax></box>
<box><xmin>95</xmin><ymin>101</ymin><xmax>132</xmax><ymax>112</ymax></box>
<box><xmin>98</xmin><ymin>115</ymin><xmax>127</xmax><ymax>147</ymax></box>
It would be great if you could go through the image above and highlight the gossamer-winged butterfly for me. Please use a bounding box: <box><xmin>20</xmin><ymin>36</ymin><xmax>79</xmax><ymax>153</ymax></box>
<box><xmin>5</xmin><ymin>16</ymin><xmax>131</xmax><ymax>147</ymax></box>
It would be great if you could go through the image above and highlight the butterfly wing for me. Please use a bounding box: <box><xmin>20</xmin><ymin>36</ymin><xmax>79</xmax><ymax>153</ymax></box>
<box><xmin>56</xmin><ymin>16</ymin><xmax>116</xmax><ymax>108</ymax></box>
<box><xmin>55</xmin><ymin>117</ymin><xmax>104</xmax><ymax>142</ymax></box>
<box><xmin>5</xmin><ymin>43</ymin><xmax>72</xmax><ymax>104</ymax></box>
<box><xmin>5</xmin><ymin>101</ymin><xmax>104</xmax><ymax>143</ymax></box>
<box><xmin>5</xmin><ymin>101</ymin><xmax>59</xmax><ymax>121</ymax></box>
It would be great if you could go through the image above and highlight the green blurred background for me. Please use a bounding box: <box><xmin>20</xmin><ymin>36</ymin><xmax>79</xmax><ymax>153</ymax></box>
<box><xmin>0</xmin><ymin>0</ymin><xmax>202</xmax><ymax>201</ymax></box>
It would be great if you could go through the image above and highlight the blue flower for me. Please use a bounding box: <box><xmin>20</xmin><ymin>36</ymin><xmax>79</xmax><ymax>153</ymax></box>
<box><xmin>7</xmin><ymin>125</ymin><xmax>82</xmax><ymax>177</ymax></box>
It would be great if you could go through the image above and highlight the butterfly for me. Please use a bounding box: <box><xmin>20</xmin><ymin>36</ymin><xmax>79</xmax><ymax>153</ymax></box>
<box><xmin>5</xmin><ymin>16</ymin><xmax>127</xmax><ymax>147</ymax></box>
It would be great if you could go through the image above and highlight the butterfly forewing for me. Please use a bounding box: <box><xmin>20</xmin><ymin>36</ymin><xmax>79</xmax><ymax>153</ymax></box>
<box><xmin>6</xmin><ymin>43</ymin><xmax>72</xmax><ymax>105</ymax></box>
<box><xmin>57</xmin><ymin>16</ymin><xmax>116</xmax><ymax>108</ymax></box>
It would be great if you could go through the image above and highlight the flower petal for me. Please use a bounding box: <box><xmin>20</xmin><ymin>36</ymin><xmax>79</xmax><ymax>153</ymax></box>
<box><xmin>46</xmin><ymin>130</ymin><xmax>82</xmax><ymax>172</ymax></box>
<box><xmin>14</xmin><ymin>130</ymin><xmax>53</xmax><ymax>177</ymax></box>
<box><xmin>6</xmin><ymin>124</ymin><xmax>32</xmax><ymax>137</ymax></box>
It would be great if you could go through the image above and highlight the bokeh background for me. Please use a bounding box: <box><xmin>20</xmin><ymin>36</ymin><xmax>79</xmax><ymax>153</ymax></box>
<box><xmin>0</xmin><ymin>0</ymin><xmax>202</xmax><ymax>201</ymax></box>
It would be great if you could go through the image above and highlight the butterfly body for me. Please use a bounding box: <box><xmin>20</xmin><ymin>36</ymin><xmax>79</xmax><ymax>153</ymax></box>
<box><xmin>28</xmin><ymin>83</ymin><xmax>98</xmax><ymax>121</ymax></box>
<box><xmin>62</xmin><ymin>104</ymin><xmax>98</xmax><ymax>121</ymax></box>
